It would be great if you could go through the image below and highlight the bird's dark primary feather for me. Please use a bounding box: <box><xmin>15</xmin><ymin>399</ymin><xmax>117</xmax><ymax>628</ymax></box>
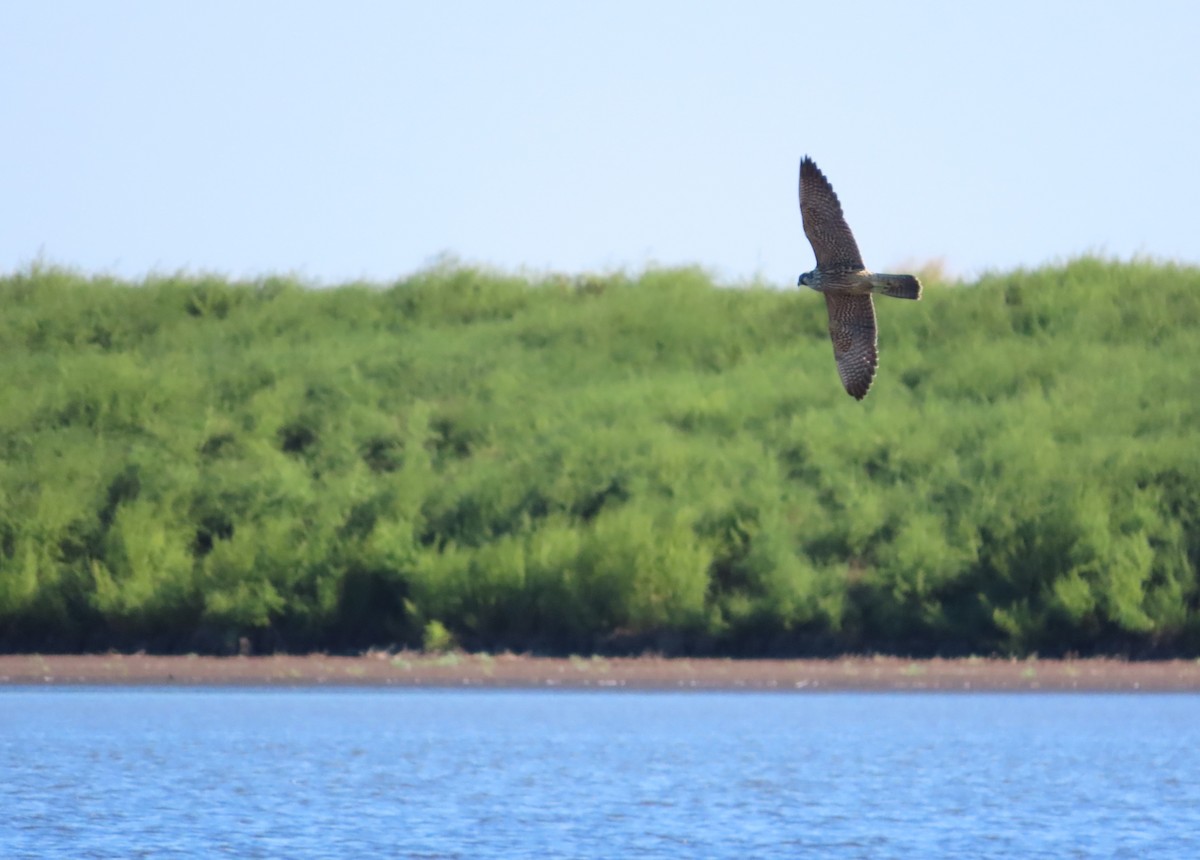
<box><xmin>824</xmin><ymin>292</ymin><xmax>878</xmax><ymax>399</ymax></box>
<box><xmin>799</xmin><ymin>156</ymin><xmax>864</xmax><ymax>270</ymax></box>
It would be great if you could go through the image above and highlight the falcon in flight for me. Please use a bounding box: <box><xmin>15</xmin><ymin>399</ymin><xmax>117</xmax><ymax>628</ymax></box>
<box><xmin>797</xmin><ymin>156</ymin><xmax>922</xmax><ymax>400</ymax></box>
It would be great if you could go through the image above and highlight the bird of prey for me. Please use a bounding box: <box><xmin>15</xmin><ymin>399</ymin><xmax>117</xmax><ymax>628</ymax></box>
<box><xmin>797</xmin><ymin>156</ymin><xmax>922</xmax><ymax>400</ymax></box>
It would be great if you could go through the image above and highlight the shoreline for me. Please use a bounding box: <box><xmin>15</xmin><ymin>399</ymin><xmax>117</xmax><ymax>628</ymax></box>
<box><xmin>3</xmin><ymin>653</ymin><xmax>1200</xmax><ymax>691</ymax></box>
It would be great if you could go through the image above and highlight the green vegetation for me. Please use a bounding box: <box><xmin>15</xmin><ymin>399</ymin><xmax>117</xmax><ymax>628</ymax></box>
<box><xmin>1</xmin><ymin>258</ymin><xmax>1198</xmax><ymax>656</ymax></box>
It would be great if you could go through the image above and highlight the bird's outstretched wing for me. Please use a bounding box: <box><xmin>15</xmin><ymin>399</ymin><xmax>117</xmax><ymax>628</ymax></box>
<box><xmin>824</xmin><ymin>293</ymin><xmax>877</xmax><ymax>399</ymax></box>
<box><xmin>800</xmin><ymin>157</ymin><xmax>864</xmax><ymax>270</ymax></box>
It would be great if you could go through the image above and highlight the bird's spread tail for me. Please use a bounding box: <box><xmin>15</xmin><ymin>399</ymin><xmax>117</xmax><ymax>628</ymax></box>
<box><xmin>870</xmin><ymin>273</ymin><xmax>922</xmax><ymax>300</ymax></box>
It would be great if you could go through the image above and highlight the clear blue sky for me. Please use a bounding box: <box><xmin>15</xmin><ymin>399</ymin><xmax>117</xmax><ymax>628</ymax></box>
<box><xmin>3</xmin><ymin>1</ymin><xmax>1198</xmax><ymax>285</ymax></box>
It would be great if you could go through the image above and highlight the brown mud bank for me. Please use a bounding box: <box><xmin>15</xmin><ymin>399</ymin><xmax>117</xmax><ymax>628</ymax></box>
<box><xmin>3</xmin><ymin>653</ymin><xmax>1200</xmax><ymax>691</ymax></box>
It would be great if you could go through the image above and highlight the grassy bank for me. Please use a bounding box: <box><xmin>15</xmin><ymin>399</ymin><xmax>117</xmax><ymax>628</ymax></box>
<box><xmin>1</xmin><ymin>258</ymin><xmax>1198</xmax><ymax>656</ymax></box>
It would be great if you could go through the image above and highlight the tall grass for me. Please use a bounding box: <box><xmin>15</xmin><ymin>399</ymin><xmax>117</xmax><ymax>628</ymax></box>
<box><xmin>1</xmin><ymin>258</ymin><xmax>1197</xmax><ymax>655</ymax></box>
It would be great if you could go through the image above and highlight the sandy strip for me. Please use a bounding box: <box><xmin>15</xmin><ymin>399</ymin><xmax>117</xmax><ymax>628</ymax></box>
<box><xmin>2</xmin><ymin>653</ymin><xmax>1200</xmax><ymax>691</ymax></box>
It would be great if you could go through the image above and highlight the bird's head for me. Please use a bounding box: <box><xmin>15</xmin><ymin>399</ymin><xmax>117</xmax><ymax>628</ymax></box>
<box><xmin>797</xmin><ymin>270</ymin><xmax>815</xmax><ymax>288</ymax></box>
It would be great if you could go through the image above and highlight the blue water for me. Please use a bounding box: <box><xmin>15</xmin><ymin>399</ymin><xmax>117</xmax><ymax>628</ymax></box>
<box><xmin>2</xmin><ymin>690</ymin><xmax>1198</xmax><ymax>858</ymax></box>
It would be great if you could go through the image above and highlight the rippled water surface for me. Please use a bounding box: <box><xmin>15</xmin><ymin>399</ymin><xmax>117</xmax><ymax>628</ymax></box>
<box><xmin>3</xmin><ymin>689</ymin><xmax>1199</xmax><ymax>858</ymax></box>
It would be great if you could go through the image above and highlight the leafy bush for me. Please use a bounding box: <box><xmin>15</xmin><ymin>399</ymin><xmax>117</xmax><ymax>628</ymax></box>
<box><xmin>0</xmin><ymin>259</ymin><xmax>1197</xmax><ymax>656</ymax></box>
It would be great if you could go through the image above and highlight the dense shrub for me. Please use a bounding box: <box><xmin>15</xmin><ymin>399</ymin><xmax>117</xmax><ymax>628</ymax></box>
<box><xmin>1</xmin><ymin>258</ymin><xmax>1197</xmax><ymax>655</ymax></box>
